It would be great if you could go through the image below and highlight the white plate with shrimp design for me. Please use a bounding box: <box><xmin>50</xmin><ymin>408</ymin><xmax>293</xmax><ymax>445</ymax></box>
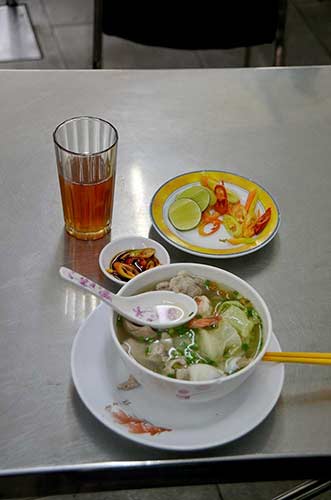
<box><xmin>71</xmin><ymin>304</ymin><xmax>284</xmax><ymax>451</ymax></box>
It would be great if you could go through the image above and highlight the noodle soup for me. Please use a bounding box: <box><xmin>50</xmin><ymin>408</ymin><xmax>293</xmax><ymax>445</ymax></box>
<box><xmin>116</xmin><ymin>271</ymin><xmax>263</xmax><ymax>382</ymax></box>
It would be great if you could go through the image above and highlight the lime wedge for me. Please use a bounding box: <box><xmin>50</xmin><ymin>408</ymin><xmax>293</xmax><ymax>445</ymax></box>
<box><xmin>168</xmin><ymin>198</ymin><xmax>201</xmax><ymax>231</ymax></box>
<box><xmin>177</xmin><ymin>186</ymin><xmax>210</xmax><ymax>211</ymax></box>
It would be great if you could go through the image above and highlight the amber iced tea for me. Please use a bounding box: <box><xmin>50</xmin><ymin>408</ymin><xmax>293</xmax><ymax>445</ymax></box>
<box><xmin>54</xmin><ymin>117</ymin><xmax>118</xmax><ymax>240</ymax></box>
<box><xmin>58</xmin><ymin>172</ymin><xmax>114</xmax><ymax>240</ymax></box>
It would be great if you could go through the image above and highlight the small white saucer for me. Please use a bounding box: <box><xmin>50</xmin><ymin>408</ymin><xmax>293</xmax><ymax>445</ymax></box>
<box><xmin>71</xmin><ymin>304</ymin><xmax>284</xmax><ymax>451</ymax></box>
<box><xmin>99</xmin><ymin>235</ymin><xmax>170</xmax><ymax>286</ymax></box>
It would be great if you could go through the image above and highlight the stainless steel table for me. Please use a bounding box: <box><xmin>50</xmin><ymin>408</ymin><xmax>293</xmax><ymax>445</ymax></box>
<box><xmin>0</xmin><ymin>68</ymin><xmax>331</xmax><ymax>497</ymax></box>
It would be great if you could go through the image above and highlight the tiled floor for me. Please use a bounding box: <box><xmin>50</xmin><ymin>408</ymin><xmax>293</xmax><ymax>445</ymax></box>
<box><xmin>9</xmin><ymin>481</ymin><xmax>331</xmax><ymax>500</ymax></box>
<box><xmin>2</xmin><ymin>0</ymin><xmax>331</xmax><ymax>499</ymax></box>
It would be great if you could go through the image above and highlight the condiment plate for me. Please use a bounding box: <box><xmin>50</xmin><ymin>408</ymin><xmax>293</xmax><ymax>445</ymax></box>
<box><xmin>99</xmin><ymin>235</ymin><xmax>170</xmax><ymax>286</ymax></box>
<box><xmin>71</xmin><ymin>304</ymin><xmax>284</xmax><ymax>451</ymax></box>
<box><xmin>150</xmin><ymin>170</ymin><xmax>280</xmax><ymax>258</ymax></box>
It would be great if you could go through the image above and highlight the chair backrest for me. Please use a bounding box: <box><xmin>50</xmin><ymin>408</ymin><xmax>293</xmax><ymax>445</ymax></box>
<box><xmin>101</xmin><ymin>2</ymin><xmax>280</xmax><ymax>49</ymax></box>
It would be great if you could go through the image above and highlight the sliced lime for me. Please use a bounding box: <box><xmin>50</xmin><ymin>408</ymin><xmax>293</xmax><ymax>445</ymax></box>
<box><xmin>168</xmin><ymin>198</ymin><xmax>201</xmax><ymax>231</ymax></box>
<box><xmin>205</xmin><ymin>187</ymin><xmax>217</xmax><ymax>206</ymax></box>
<box><xmin>177</xmin><ymin>186</ymin><xmax>210</xmax><ymax>211</ymax></box>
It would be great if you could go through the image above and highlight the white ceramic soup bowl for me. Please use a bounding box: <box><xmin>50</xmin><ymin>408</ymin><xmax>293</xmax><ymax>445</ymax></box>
<box><xmin>109</xmin><ymin>263</ymin><xmax>272</xmax><ymax>403</ymax></box>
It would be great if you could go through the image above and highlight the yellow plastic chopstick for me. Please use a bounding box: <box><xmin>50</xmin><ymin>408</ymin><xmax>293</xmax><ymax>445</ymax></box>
<box><xmin>263</xmin><ymin>352</ymin><xmax>331</xmax><ymax>365</ymax></box>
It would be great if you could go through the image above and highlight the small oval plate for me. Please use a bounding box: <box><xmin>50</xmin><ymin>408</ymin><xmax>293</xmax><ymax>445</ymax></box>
<box><xmin>150</xmin><ymin>170</ymin><xmax>280</xmax><ymax>259</ymax></box>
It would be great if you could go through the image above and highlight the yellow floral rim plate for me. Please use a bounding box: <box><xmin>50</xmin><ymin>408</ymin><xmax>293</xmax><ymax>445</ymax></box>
<box><xmin>150</xmin><ymin>170</ymin><xmax>280</xmax><ymax>258</ymax></box>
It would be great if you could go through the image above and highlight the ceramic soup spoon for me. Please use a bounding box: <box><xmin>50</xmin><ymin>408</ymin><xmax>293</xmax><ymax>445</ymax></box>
<box><xmin>59</xmin><ymin>267</ymin><xmax>197</xmax><ymax>329</ymax></box>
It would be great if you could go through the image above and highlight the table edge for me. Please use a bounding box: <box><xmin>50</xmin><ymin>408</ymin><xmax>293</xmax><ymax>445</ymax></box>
<box><xmin>1</xmin><ymin>454</ymin><xmax>331</xmax><ymax>497</ymax></box>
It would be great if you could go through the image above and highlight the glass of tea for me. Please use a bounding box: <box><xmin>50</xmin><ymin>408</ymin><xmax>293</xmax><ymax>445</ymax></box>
<box><xmin>53</xmin><ymin>116</ymin><xmax>118</xmax><ymax>240</ymax></box>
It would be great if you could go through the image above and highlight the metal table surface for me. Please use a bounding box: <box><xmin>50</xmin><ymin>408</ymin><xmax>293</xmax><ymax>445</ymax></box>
<box><xmin>0</xmin><ymin>68</ymin><xmax>331</xmax><ymax>497</ymax></box>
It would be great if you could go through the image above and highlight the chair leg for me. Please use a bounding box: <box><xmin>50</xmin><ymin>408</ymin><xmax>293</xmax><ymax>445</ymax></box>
<box><xmin>273</xmin><ymin>0</ymin><xmax>288</xmax><ymax>66</ymax></box>
<box><xmin>244</xmin><ymin>46</ymin><xmax>251</xmax><ymax>67</ymax></box>
<box><xmin>272</xmin><ymin>479</ymin><xmax>331</xmax><ymax>500</ymax></box>
<box><xmin>93</xmin><ymin>0</ymin><xmax>103</xmax><ymax>69</ymax></box>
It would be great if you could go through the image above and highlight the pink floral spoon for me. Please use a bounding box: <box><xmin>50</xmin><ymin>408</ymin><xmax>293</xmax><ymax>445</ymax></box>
<box><xmin>59</xmin><ymin>267</ymin><xmax>197</xmax><ymax>329</ymax></box>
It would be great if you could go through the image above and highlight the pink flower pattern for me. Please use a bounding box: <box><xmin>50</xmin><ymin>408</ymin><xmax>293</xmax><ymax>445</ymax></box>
<box><xmin>62</xmin><ymin>267</ymin><xmax>184</xmax><ymax>327</ymax></box>
<box><xmin>100</xmin><ymin>289</ymin><xmax>112</xmax><ymax>301</ymax></box>
<box><xmin>133</xmin><ymin>306</ymin><xmax>144</xmax><ymax>318</ymax></box>
<box><xmin>64</xmin><ymin>268</ymin><xmax>112</xmax><ymax>302</ymax></box>
<box><xmin>167</xmin><ymin>307</ymin><xmax>181</xmax><ymax>320</ymax></box>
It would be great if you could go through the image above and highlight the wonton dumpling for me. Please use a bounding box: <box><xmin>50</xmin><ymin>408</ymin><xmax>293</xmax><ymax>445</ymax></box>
<box><xmin>219</xmin><ymin>319</ymin><xmax>242</xmax><ymax>352</ymax></box>
<box><xmin>198</xmin><ymin>328</ymin><xmax>224</xmax><ymax>362</ymax></box>
<box><xmin>124</xmin><ymin>338</ymin><xmax>161</xmax><ymax>371</ymax></box>
<box><xmin>221</xmin><ymin>305</ymin><xmax>254</xmax><ymax>338</ymax></box>
<box><xmin>198</xmin><ymin>321</ymin><xmax>241</xmax><ymax>362</ymax></box>
<box><xmin>188</xmin><ymin>363</ymin><xmax>223</xmax><ymax>381</ymax></box>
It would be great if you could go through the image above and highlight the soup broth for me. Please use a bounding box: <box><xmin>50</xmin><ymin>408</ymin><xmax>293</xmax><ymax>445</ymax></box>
<box><xmin>116</xmin><ymin>272</ymin><xmax>263</xmax><ymax>381</ymax></box>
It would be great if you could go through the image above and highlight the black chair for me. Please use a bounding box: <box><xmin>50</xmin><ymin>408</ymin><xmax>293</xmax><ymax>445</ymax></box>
<box><xmin>93</xmin><ymin>0</ymin><xmax>288</xmax><ymax>69</ymax></box>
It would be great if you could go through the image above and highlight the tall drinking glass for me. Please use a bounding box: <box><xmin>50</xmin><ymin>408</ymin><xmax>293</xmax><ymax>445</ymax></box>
<box><xmin>53</xmin><ymin>116</ymin><xmax>118</xmax><ymax>240</ymax></box>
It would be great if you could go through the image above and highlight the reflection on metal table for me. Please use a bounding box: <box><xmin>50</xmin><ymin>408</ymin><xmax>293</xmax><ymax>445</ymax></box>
<box><xmin>0</xmin><ymin>67</ymin><xmax>330</xmax><ymax>497</ymax></box>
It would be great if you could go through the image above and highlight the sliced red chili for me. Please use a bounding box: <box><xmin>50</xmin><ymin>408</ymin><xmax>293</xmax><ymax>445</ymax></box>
<box><xmin>113</xmin><ymin>262</ymin><xmax>139</xmax><ymax>280</ymax></box>
<box><xmin>138</xmin><ymin>258</ymin><xmax>147</xmax><ymax>268</ymax></box>
<box><xmin>198</xmin><ymin>219</ymin><xmax>221</xmax><ymax>236</ymax></box>
<box><xmin>214</xmin><ymin>183</ymin><xmax>228</xmax><ymax>215</ymax></box>
<box><xmin>201</xmin><ymin>208</ymin><xmax>221</xmax><ymax>223</ymax></box>
<box><xmin>253</xmin><ymin>208</ymin><xmax>271</xmax><ymax>235</ymax></box>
